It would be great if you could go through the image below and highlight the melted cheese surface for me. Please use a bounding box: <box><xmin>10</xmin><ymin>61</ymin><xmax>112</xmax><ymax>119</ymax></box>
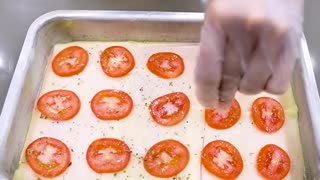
<box><xmin>14</xmin><ymin>42</ymin><xmax>304</xmax><ymax>180</ymax></box>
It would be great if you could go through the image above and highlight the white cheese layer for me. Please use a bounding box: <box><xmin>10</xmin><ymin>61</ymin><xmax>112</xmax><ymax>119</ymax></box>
<box><xmin>14</xmin><ymin>41</ymin><xmax>303</xmax><ymax>180</ymax></box>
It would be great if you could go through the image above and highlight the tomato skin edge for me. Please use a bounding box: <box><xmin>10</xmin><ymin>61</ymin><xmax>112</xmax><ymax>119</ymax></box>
<box><xmin>147</xmin><ymin>52</ymin><xmax>185</xmax><ymax>79</ymax></box>
<box><xmin>251</xmin><ymin>97</ymin><xmax>285</xmax><ymax>133</ymax></box>
<box><xmin>25</xmin><ymin>137</ymin><xmax>71</xmax><ymax>178</ymax></box>
<box><xmin>100</xmin><ymin>46</ymin><xmax>135</xmax><ymax>78</ymax></box>
<box><xmin>90</xmin><ymin>89</ymin><xmax>133</xmax><ymax>120</ymax></box>
<box><xmin>205</xmin><ymin>99</ymin><xmax>241</xmax><ymax>130</ymax></box>
<box><xmin>201</xmin><ymin>140</ymin><xmax>244</xmax><ymax>180</ymax></box>
<box><xmin>36</xmin><ymin>90</ymin><xmax>81</xmax><ymax>121</ymax></box>
<box><xmin>52</xmin><ymin>46</ymin><xmax>89</xmax><ymax>77</ymax></box>
<box><xmin>149</xmin><ymin>92</ymin><xmax>190</xmax><ymax>126</ymax></box>
<box><xmin>256</xmin><ymin>144</ymin><xmax>291</xmax><ymax>180</ymax></box>
<box><xmin>86</xmin><ymin>138</ymin><xmax>131</xmax><ymax>173</ymax></box>
<box><xmin>143</xmin><ymin>139</ymin><xmax>190</xmax><ymax>178</ymax></box>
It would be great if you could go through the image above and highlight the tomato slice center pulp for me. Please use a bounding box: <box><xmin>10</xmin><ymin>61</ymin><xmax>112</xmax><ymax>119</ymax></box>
<box><xmin>52</xmin><ymin>46</ymin><xmax>88</xmax><ymax>77</ymax></box>
<box><xmin>257</xmin><ymin>144</ymin><xmax>291</xmax><ymax>179</ymax></box>
<box><xmin>91</xmin><ymin>90</ymin><xmax>133</xmax><ymax>120</ymax></box>
<box><xmin>158</xmin><ymin>100</ymin><xmax>182</xmax><ymax>118</ymax></box>
<box><xmin>252</xmin><ymin>97</ymin><xmax>285</xmax><ymax>133</ymax></box>
<box><xmin>37</xmin><ymin>90</ymin><xmax>80</xmax><ymax>121</ymax></box>
<box><xmin>149</xmin><ymin>92</ymin><xmax>190</xmax><ymax>126</ymax></box>
<box><xmin>261</xmin><ymin>103</ymin><xmax>281</xmax><ymax>127</ymax></box>
<box><xmin>107</xmin><ymin>54</ymin><xmax>129</xmax><ymax>71</ymax></box>
<box><xmin>98</xmin><ymin>96</ymin><xmax>125</xmax><ymax>113</ymax></box>
<box><xmin>201</xmin><ymin>140</ymin><xmax>243</xmax><ymax>179</ymax></box>
<box><xmin>46</xmin><ymin>95</ymin><xmax>72</xmax><ymax>115</ymax></box>
<box><xmin>25</xmin><ymin>137</ymin><xmax>71</xmax><ymax>178</ymax></box>
<box><xmin>147</xmin><ymin>52</ymin><xmax>185</xmax><ymax>79</ymax></box>
<box><xmin>212</xmin><ymin>148</ymin><xmax>235</xmax><ymax>174</ymax></box>
<box><xmin>205</xmin><ymin>99</ymin><xmax>241</xmax><ymax>129</ymax></box>
<box><xmin>86</xmin><ymin>138</ymin><xmax>131</xmax><ymax>173</ymax></box>
<box><xmin>100</xmin><ymin>46</ymin><xmax>135</xmax><ymax>77</ymax></box>
<box><xmin>35</xmin><ymin>145</ymin><xmax>62</xmax><ymax>169</ymax></box>
<box><xmin>143</xmin><ymin>139</ymin><xmax>190</xmax><ymax>178</ymax></box>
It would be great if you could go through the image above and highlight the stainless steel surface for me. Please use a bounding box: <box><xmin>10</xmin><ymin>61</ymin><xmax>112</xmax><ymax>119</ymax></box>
<box><xmin>294</xmin><ymin>37</ymin><xmax>320</xmax><ymax>179</ymax></box>
<box><xmin>0</xmin><ymin>10</ymin><xmax>319</xmax><ymax>179</ymax></box>
<box><xmin>304</xmin><ymin>0</ymin><xmax>320</xmax><ymax>91</ymax></box>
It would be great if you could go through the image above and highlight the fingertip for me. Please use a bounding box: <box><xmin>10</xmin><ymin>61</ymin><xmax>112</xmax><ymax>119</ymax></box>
<box><xmin>218</xmin><ymin>98</ymin><xmax>234</xmax><ymax>110</ymax></box>
<box><xmin>264</xmin><ymin>37</ymin><xmax>297</xmax><ymax>95</ymax></box>
<box><xmin>264</xmin><ymin>77</ymin><xmax>290</xmax><ymax>95</ymax></box>
<box><xmin>195</xmin><ymin>86</ymin><xmax>219</xmax><ymax>108</ymax></box>
<box><xmin>218</xmin><ymin>77</ymin><xmax>238</xmax><ymax>108</ymax></box>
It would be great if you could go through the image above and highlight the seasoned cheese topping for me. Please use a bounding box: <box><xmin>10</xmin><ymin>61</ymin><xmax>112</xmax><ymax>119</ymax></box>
<box><xmin>101</xmin><ymin>97</ymin><xmax>120</xmax><ymax>109</ymax></box>
<box><xmin>159</xmin><ymin>60</ymin><xmax>172</xmax><ymax>70</ymax></box>
<box><xmin>162</xmin><ymin>102</ymin><xmax>179</xmax><ymax>116</ymax></box>
<box><xmin>61</xmin><ymin>57</ymin><xmax>78</xmax><ymax>66</ymax></box>
<box><xmin>14</xmin><ymin>41</ymin><xmax>304</xmax><ymax>180</ymax></box>
<box><xmin>108</xmin><ymin>55</ymin><xmax>127</xmax><ymax>69</ymax></box>
<box><xmin>261</xmin><ymin>103</ymin><xmax>275</xmax><ymax>128</ymax></box>
<box><xmin>37</xmin><ymin>145</ymin><xmax>57</xmax><ymax>164</ymax></box>
<box><xmin>213</xmin><ymin>149</ymin><xmax>233</xmax><ymax>172</ymax></box>
<box><xmin>269</xmin><ymin>149</ymin><xmax>282</xmax><ymax>171</ymax></box>
<box><xmin>212</xmin><ymin>109</ymin><xmax>229</xmax><ymax>122</ymax></box>
<box><xmin>160</xmin><ymin>152</ymin><xmax>172</xmax><ymax>164</ymax></box>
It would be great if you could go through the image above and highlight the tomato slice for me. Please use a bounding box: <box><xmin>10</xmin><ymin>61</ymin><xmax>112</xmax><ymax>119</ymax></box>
<box><xmin>143</xmin><ymin>139</ymin><xmax>190</xmax><ymax>178</ymax></box>
<box><xmin>251</xmin><ymin>97</ymin><xmax>285</xmax><ymax>133</ymax></box>
<box><xmin>201</xmin><ymin>140</ymin><xmax>243</xmax><ymax>179</ymax></box>
<box><xmin>100</xmin><ymin>46</ymin><xmax>135</xmax><ymax>77</ymax></box>
<box><xmin>37</xmin><ymin>90</ymin><xmax>81</xmax><ymax>121</ymax></box>
<box><xmin>147</xmin><ymin>52</ymin><xmax>185</xmax><ymax>79</ymax></box>
<box><xmin>257</xmin><ymin>144</ymin><xmax>291</xmax><ymax>180</ymax></box>
<box><xmin>52</xmin><ymin>46</ymin><xmax>89</xmax><ymax>77</ymax></box>
<box><xmin>91</xmin><ymin>89</ymin><xmax>133</xmax><ymax>120</ymax></box>
<box><xmin>205</xmin><ymin>99</ymin><xmax>241</xmax><ymax>129</ymax></box>
<box><xmin>149</xmin><ymin>92</ymin><xmax>190</xmax><ymax>126</ymax></box>
<box><xmin>86</xmin><ymin>138</ymin><xmax>131</xmax><ymax>173</ymax></box>
<box><xmin>25</xmin><ymin>137</ymin><xmax>71</xmax><ymax>178</ymax></box>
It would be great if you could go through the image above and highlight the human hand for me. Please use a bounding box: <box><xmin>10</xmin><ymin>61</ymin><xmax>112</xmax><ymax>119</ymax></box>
<box><xmin>195</xmin><ymin>0</ymin><xmax>304</xmax><ymax>109</ymax></box>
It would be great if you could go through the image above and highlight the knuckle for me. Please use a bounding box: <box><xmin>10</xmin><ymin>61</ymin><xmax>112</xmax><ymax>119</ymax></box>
<box><xmin>265</xmin><ymin>83</ymin><xmax>288</xmax><ymax>94</ymax></box>
<box><xmin>239</xmin><ymin>82</ymin><xmax>263</xmax><ymax>95</ymax></box>
<box><xmin>196</xmin><ymin>87</ymin><xmax>218</xmax><ymax>108</ymax></box>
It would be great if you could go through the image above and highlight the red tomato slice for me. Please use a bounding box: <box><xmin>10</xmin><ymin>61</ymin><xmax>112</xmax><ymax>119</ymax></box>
<box><xmin>147</xmin><ymin>52</ymin><xmax>185</xmax><ymax>79</ymax></box>
<box><xmin>86</xmin><ymin>138</ymin><xmax>131</xmax><ymax>173</ymax></box>
<box><xmin>205</xmin><ymin>99</ymin><xmax>241</xmax><ymax>129</ymax></box>
<box><xmin>257</xmin><ymin>144</ymin><xmax>291</xmax><ymax>180</ymax></box>
<box><xmin>91</xmin><ymin>89</ymin><xmax>133</xmax><ymax>120</ymax></box>
<box><xmin>149</xmin><ymin>92</ymin><xmax>190</xmax><ymax>126</ymax></box>
<box><xmin>37</xmin><ymin>90</ymin><xmax>81</xmax><ymax>121</ymax></box>
<box><xmin>25</xmin><ymin>137</ymin><xmax>71</xmax><ymax>178</ymax></box>
<box><xmin>201</xmin><ymin>140</ymin><xmax>243</xmax><ymax>179</ymax></box>
<box><xmin>100</xmin><ymin>46</ymin><xmax>135</xmax><ymax>77</ymax></box>
<box><xmin>52</xmin><ymin>46</ymin><xmax>89</xmax><ymax>77</ymax></box>
<box><xmin>143</xmin><ymin>139</ymin><xmax>190</xmax><ymax>178</ymax></box>
<box><xmin>251</xmin><ymin>97</ymin><xmax>285</xmax><ymax>133</ymax></box>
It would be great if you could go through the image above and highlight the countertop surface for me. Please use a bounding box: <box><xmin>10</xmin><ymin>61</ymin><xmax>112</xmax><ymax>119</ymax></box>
<box><xmin>0</xmin><ymin>0</ymin><xmax>319</xmax><ymax>113</ymax></box>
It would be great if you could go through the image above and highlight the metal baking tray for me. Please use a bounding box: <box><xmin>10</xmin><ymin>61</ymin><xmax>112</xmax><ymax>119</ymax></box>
<box><xmin>0</xmin><ymin>10</ymin><xmax>319</xmax><ymax>179</ymax></box>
